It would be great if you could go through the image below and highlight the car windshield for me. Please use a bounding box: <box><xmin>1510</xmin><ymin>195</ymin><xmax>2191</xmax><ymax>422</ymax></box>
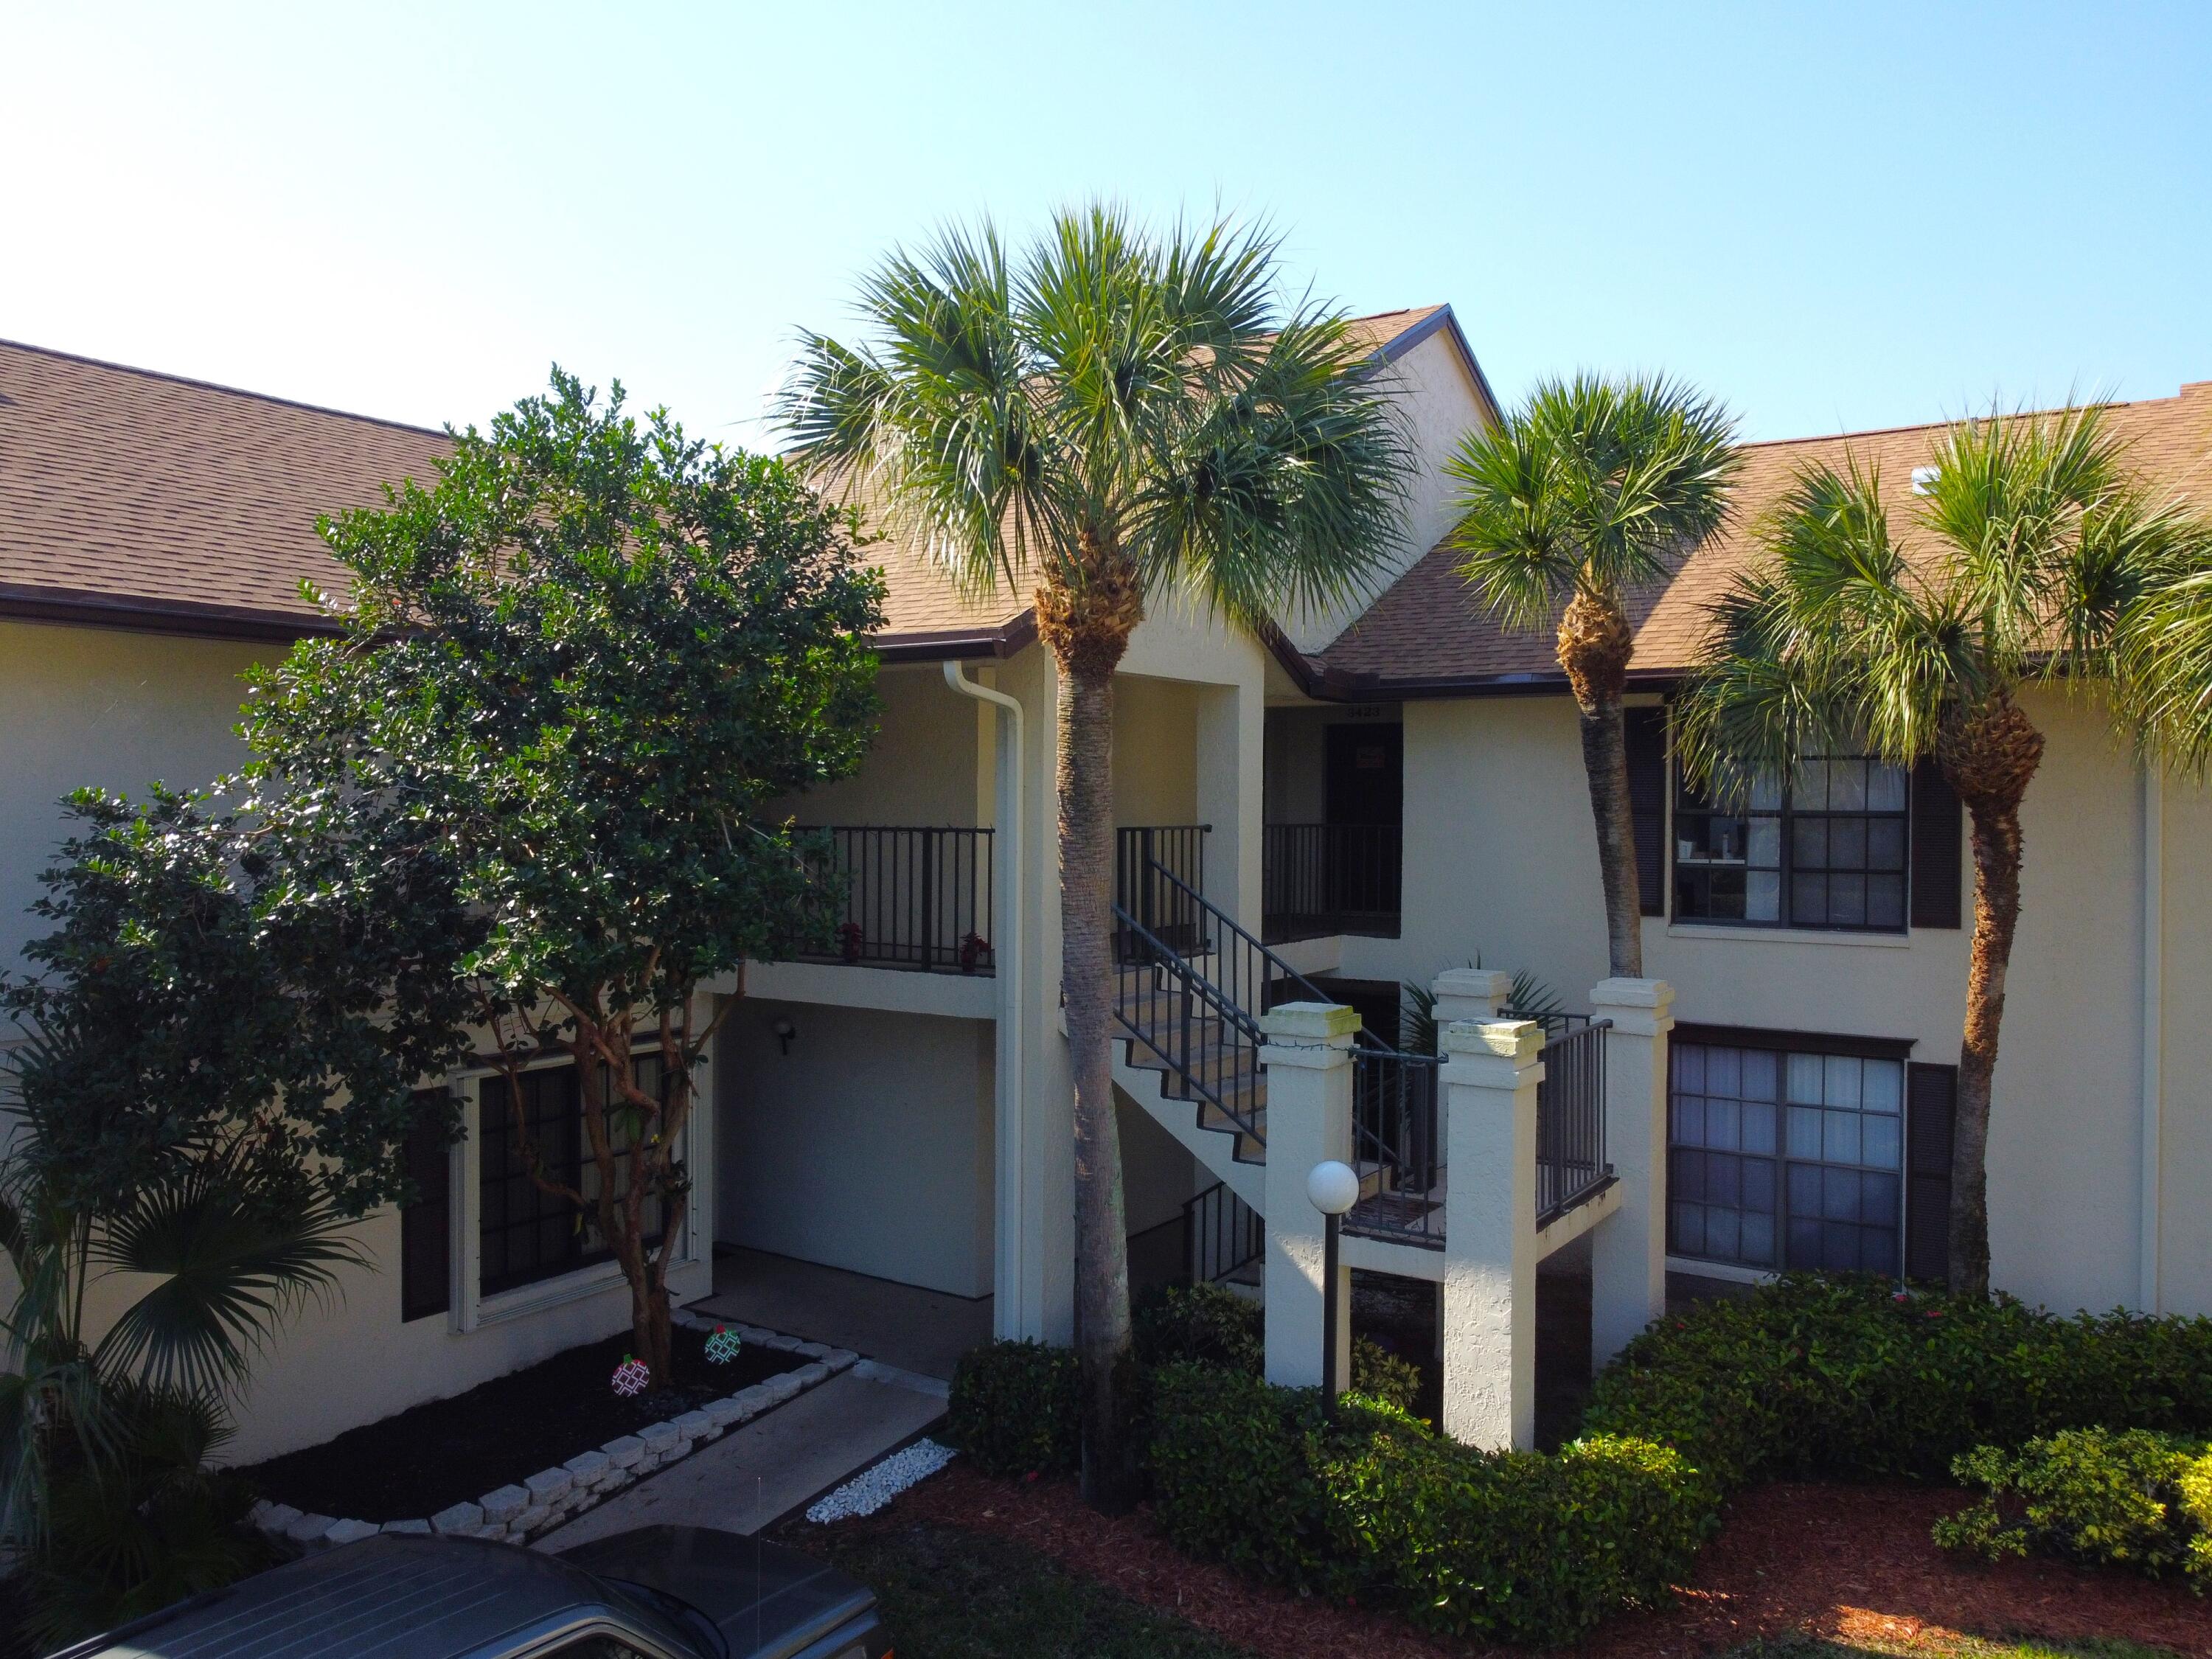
<box><xmin>597</xmin><ymin>1573</ymin><xmax>729</xmax><ymax>1659</ymax></box>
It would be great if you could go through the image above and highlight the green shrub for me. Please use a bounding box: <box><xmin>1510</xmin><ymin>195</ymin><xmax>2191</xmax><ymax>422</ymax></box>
<box><xmin>1933</xmin><ymin>1427</ymin><xmax>2211</xmax><ymax>1582</ymax></box>
<box><xmin>945</xmin><ymin>1340</ymin><xmax>1079</xmax><ymax>1477</ymax></box>
<box><xmin>1583</xmin><ymin>1276</ymin><xmax>2212</xmax><ymax>1487</ymax></box>
<box><xmin>1147</xmin><ymin>1363</ymin><xmax>1703</xmax><ymax>1643</ymax></box>
<box><xmin>1133</xmin><ymin>1283</ymin><xmax>1264</xmax><ymax>1376</ymax></box>
<box><xmin>1349</xmin><ymin>1336</ymin><xmax>1422</xmax><ymax>1415</ymax></box>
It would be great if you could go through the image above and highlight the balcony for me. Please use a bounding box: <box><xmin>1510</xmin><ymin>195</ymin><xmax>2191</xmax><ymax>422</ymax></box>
<box><xmin>1262</xmin><ymin>822</ymin><xmax>1402</xmax><ymax>943</ymax></box>
<box><xmin>796</xmin><ymin>826</ymin><xmax>997</xmax><ymax>974</ymax></box>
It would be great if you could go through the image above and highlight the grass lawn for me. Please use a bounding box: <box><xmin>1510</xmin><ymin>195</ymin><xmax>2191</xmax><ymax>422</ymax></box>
<box><xmin>796</xmin><ymin>1517</ymin><xmax>1249</xmax><ymax>1658</ymax></box>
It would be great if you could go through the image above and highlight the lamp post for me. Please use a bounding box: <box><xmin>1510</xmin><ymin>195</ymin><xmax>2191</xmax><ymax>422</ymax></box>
<box><xmin>1307</xmin><ymin>1159</ymin><xmax>1359</xmax><ymax>1410</ymax></box>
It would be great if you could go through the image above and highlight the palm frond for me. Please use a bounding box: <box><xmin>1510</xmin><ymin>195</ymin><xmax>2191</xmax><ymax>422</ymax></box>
<box><xmin>89</xmin><ymin>1152</ymin><xmax>366</xmax><ymax>1398</ymax></box>
<box><xmin>1450</xmin><ymin>372</ymin><xmax>1739</xmax><ymax>633</ymax></box>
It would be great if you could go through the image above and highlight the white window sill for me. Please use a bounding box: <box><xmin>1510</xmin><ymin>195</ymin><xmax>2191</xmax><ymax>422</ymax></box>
<box><xmin>1663</xmin><ymin>922</ymin><xmax>1911</xmax><ymax>950</ymax></box>
<box><xmin>1665</xmin><ymin>1255</ymin><xmax>1778</xmax><ymax>1287</ymax></box>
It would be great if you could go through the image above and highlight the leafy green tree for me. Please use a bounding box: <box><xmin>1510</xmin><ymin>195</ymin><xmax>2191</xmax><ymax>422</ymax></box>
<box><xmin>242</xmin><ymin>372</ymin><xmax>885</xmax><ymax>1382</ymax></box>
<box><xmin>1449</xmin><ymin>375</ymin><xmax>1739</xmax><ymax>975</ymax></box>
<box><xmin>1674</xmin><ymin>403</ymin><xmax>2212</xmax><ymax>1293</ymax></box>
<box><xmin>1</xmin><ymin>790</ymin><xmax>403</xmax><ymax>1639</ymax></box>
<box><xmin>779</xmin><ymin>205</ymin><xmax>1413</xmax><ymax>1506</ymax></box>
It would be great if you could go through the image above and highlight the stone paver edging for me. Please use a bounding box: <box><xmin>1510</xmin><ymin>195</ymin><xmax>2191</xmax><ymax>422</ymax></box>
<box><xmin>246</xmin><ymin>1312</ymin><xmax>856</xmax><ymax>1551</ymax></box>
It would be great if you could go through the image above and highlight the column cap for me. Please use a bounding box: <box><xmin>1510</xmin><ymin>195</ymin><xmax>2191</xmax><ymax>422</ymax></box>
<box><xmin>1432</xmin><ymin>967</ymin><xmax>1512</xmax><ymax>1001</ymax></box>
<box><xmin>1442</xmin><ymin>1017</ymin><xmax>1545</xmax><ymax>1062</ymax></box>
<box><xmin>1590</xmin><ymin>976</ymin><xmax>1675</xmax><ymax>1012</ymax></box>
<box><xmin>1259</xmin><ymin>1001</ymin><xmax>1362</xmax><ymax>1041</ymax></box>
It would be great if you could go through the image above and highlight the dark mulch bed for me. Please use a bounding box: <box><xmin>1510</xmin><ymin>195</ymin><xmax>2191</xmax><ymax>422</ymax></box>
<box><xmin>830</xmin><ymin>1462</ymin><xmax>2212</xmax><ymax>1659</ymax></box>
<box><xmin>236</xmin><ymin>1323</ymin><xmax>805</xmax><ymax>1523</ymax></box>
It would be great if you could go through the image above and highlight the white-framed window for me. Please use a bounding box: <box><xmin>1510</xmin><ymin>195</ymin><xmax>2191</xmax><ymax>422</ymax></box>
<box><xmin>1668</xmin><ymin>1033</ymin><xmax>1905</xmax><ymax>1276</ymax></box>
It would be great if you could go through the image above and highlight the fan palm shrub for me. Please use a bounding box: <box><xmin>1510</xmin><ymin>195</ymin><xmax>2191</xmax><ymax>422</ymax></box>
<box><xmin>1449</xmin><ymin>375</ymin><xmax>1740</xmax><ymax>976</ymax></box>
<box><xmin>781</xmin><ymin>204</ymin><xmax>1413</xmax><ymax>1504</ymax></box>
<box><xmin>1674</xmin><ymin>401</ymin><xmax>2212</xmax><ymax>1292</ymax></box>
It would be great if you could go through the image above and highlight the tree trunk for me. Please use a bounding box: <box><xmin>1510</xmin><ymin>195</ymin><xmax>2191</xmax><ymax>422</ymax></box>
<box><xmin>1939</xmin><ymin>694</ymin><xmax>2043</xmax><ymax>1297</ymax></box>
<box><xmin>1558</xmin><ymin>589</ymin><xmax>1643</xmax><ymax>978</ymax></box>
<box><xmin>631</xmin><ymin>1259</ymin><xmax>674</xmax><ymax>1383</ymax></box>
<box><xmin>1058</xmin><ymin>656</ymin><xmax>1137</xmax><ymax>1510</ymax></box>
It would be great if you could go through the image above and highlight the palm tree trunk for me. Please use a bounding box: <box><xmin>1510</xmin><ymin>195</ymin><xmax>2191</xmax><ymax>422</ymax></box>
<box><xmin>1058</xmin><ymin>655</ymin><xmax>1136</xmax><ymax>1510</ymax></box>
<box><xmin>1940</xmin><ymin>692</ymin><xmax>2043</xmax><ymax>1298</ymax></box>
<box><xmin>1950</xmin><ymin>798</ymin><xmax>2023</xmax><ymax>1298</ymax></box>
<box><xmin>1559</xmin><ymin>589</ymin><xmax>1644</xmax><ymax>977</ymax></box>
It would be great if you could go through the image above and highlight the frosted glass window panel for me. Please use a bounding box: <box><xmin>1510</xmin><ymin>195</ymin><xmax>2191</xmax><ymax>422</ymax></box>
<box><xmin>1675</xmin><ymin>1046</ymin><xmax>1705</xmax><ymax>1093</ymax></box>
<box><xmin>1823</xmin><ymin>1108</ymin><xmax>1862</xmax><ymax>1166</ymax></box>
<box><xmin>1747</xmin><ymin>871</ymin><xmax>1782</xmax><ymax>922</ymax></box>
<box><xmin>1742</xmin><ymin>1050</ymin><xmax>1780</xmax><ymax>1100</ymax></box>
<box><xmin>1830</xmin><ymin>761</ymin><xmax>1867</xmax><ymax>811</ymax></box>
<box><xmin>1742</xmin><ymin>1101</ymin><xmax>1778</xmax><ymax>1155</ymax></box>
<box><xmin>1747</xmin><ymin>817</ymin><xmax>1781</xmax><ymax>867</ymax></box>
<box><xmin>1750</xmin><ymin>771</ymin><xmax>1785</xmax><ymax>810</ymax></box>
<box><xmin>1868</xmin><ymin>764</ymin><xmax>1907</xmax><ymax>812</ymax></box>
<box><xmin>1861</xmin><ymin>1113</ymin><xmax>1901</xmax><ymax>1170</ymax></box>
<box><xmin>1788</xmin><ymin>1105</ymin><xmax>1824</xmax><ymax>1159</ymax></box>
<box><xmin>1863</xmin><ymin>1059</ymin><xmax>1903</xmax><ymax>1113</ymax></box>
<box><xmin>1788</xmin><ymin>1054</ymin><xmax>1825</xmax><ymax>1103</ymax></box>
<box><xmin>1708</xmin><ymin>1046</ymin><xmax>1742</xmax><ymax>1098</ymax></box>
<box><xmin>1675</xmin><ymin>1094</ymin><xmax>1705</xmax><ymax>1146</ymax></box>
<box><xmin>1825</xmin><ymin>1054</ymin><xmax>1863</xmax><ymax>1106</ymax></box>
<box><xmin>1793</xmin><ymin>759</ymin><xmax>1829</xmax><ymax>809</ymax></box>
<box><xmin>1707</xmin><ymin>1099</ymin><xmax>1741</xmax><ymax>1151</ymax></box>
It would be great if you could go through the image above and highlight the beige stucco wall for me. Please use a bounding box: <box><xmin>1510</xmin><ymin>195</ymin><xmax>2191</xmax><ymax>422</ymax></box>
<box><xmin>0</xmin><ymin>620</ymin><xmax>274</xmax><ymax>973</ymax></box>
<box><xmin>1113</xmin><ymin>674</ymin><xmax>1200</xmax><ymax>829</ymax></box>
<box><xmin>1279</xmin><ymin>327</ymin><xmax>1495</xmax><ymax>654</ymax></box>
<box><xmin>773</xmin><ymin>661</ymin><xmax>990</xmax><ymax>829</ymax></box>
<box><xmin>715</xmin><ymin>998</ymin><xmax>995</xmax><ymax>1298</ymax></box>
<box><xmin>1333</xmin><ymin>683</ymin><xmax>2207</xmax><ymax>1317</ymax></box>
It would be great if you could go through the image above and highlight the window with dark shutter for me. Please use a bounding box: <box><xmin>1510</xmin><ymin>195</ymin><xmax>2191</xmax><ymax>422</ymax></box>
<box><xmin>1624</xmin><ymin>706</ymin><xmax>1667</xmax><ymax>917</ymax></box>
<box><xmin>399</xmin><ymin>1090</ymin><xmax>455</xmax><ymax>1323</ymax></box>
<box><xmin>1905</xmin><ymin>1062</ymin><xmax>1958</xmax><ymax>1286</ymax></box>
<box><xmin>1910</xmin><ymin>759</ymin><xmax>1963</xmax><ymax>930</ymax></box>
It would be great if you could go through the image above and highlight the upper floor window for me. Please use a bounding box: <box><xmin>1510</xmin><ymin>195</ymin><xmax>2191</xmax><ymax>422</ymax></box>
<box><xmin>1673</xmin><ymin>754</ymin><xmax>1909</xmax><ymax>932</ymax></box>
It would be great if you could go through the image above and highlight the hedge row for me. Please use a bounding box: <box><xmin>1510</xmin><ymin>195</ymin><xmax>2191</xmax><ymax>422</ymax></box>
<box><xmin>946</xmin><ymin>1276</ymin><xmax>2212</xmax><ymax>1642</ymax></box>
<box><xmin>1935</xmin><ymin>1427</ymin><xmax>2212</xmax><ymax>1583</ymax></box>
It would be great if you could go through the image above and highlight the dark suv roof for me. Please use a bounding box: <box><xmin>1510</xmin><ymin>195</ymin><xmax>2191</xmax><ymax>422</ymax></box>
<box><xmin>49</xmin><ymin>1534</ymin><xmax>695</xmax><ymax>1659</ymax></box>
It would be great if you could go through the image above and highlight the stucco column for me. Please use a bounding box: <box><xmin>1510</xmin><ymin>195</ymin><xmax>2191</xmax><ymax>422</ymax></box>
<box><xmin>1439</xmin><ymin>1018</ymin><xmax>1542</xmax><ymax>1450</ymax></box>
<box><xmin>1259</xmin><ymin>1001</ymin><xmax>1358</xmax><ymax>1391</ymax></box>
<box><xmin>1195</xmin><ymin>681</ymin><xmax>1262</xmax><ymax>933</ymax></box>
<box><xmin>1588</xmin><ymin>976</ymin><xmax>1675</xmax><ymax>1370</ymax></box>
<box><xmin>1430</xmin><ymin>967</ymin><xmax>1512</xmax><ymax>1026</ymax></box>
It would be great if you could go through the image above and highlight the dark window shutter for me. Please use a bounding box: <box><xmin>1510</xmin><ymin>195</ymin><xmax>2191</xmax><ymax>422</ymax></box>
<box><xmin>1624</xmin><ymin>706</ymin><xmax>1667</xmax><ymax>917</ymax></box>
<box><xmin>1905</xmin><ymin>1062</ymin><xmax>1957</xmax><ymax>1286</ymax></box>
<box><xmin>1910</xmin><ymin>759</ymin><xmax>1962</xmax><ymax>930</ymax></box>
<box><xmin>400</xmin><ymin>1091</ymin><xmax>454</xmax><ymax>1323</ymax></box>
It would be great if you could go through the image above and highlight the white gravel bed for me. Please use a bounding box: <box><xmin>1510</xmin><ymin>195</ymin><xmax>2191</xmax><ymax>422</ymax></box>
<box><xmin>804</xmin><ymin>1439</ymin><xmax>956</xmax><ymax>1523</ymax></box>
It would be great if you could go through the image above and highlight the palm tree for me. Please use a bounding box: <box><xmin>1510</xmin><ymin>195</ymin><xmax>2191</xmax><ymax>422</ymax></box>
<box><xmin>1674</xmin><ymin>402</ymin><xmax>2212</xmax><ymax>1294</ymax></box>
<box><xmin>780</xmin><ymin>206</ymin><xmax>1413</xmax><ymax>1505</ymax></box>
<box><xmin>1448</xmin><ymin>375</ymin><xmax>1739</xmax><ymax>976</ymax></box>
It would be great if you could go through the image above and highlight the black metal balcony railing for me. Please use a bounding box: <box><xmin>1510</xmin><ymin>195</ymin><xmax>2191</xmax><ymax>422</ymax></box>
<box><xmin>1346</xmin><ymin>1043</ymin><xmax>1444</xmax><ymax>1248</ymax></box>
<box><xmin>1262</xmin><ymin>822</ymin><xmax>1402</xmax><ymax>943</ymax></box>
<box><xmin>1527</xmin><ymin>1013</ymin><xmax>1614</xmax><ymax>1226</ymax></box>
<box><xmin>798</xmin><ymin>826</ymin><xmax>995</xmax><ymax>974</ymax></box>
<box><xmin>1182</xmin><ymin>1180</ymin><xmax>1262</xmax><ymax>1285</ymax></box>
<box><xmin>1114</xmin><ymin>824</ymin><xmax>1209</xmax><ymax>959</ymax></box>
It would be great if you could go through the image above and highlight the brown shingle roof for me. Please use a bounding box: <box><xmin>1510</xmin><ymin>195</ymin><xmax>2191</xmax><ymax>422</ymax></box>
<box><xmin>1312</xmin><ymin>380</ymin><xmax>2212</xmax><ymax>694</ymax></box>
<box><xmin>2</xmin><ymin>307</ymin><xmax>1450</xmax><ymax>653</ymax></box>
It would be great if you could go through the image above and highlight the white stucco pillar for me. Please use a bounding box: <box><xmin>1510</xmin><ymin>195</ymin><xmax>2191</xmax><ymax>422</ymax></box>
<box><xmin>1588</xmin><ymin>976</ymin><xmax>1675</xmax><ymax>1370</ymax></box>
<box><xmin>1430</xmin><ymin>967</ymin><xmax>1513</xmax><ymax>1026</ymax></box>
<box><xmin>1195</xmin><ymin>681</ymin><xmax>1263</xmax><ymax>931</ymax></box>
<box><xmin>1439</xmin><ymin>1018</ymin><xmax>1542</xmax><ymax>1450</ymax></box>
<box><xmin>1259</xmin><ymin>1001</ymin><xmax>1358</xmax><ymax>1391</ymax></box>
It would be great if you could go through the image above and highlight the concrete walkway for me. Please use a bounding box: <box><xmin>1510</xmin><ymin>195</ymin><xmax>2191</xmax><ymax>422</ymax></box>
<box><xmin>535</xmin><ymin>1363</ymin><xmax>947</xmax><ymax>1549</ymax></box>
<box><xmin>696</xmin><ymin>1249</ymin><xmax>992</xmax><ymax>1381</ymax></box>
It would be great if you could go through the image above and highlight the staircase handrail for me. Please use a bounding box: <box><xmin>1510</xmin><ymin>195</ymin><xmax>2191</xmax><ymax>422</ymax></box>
<box><xmin>1140</xmin><ymin>860</ymin><xmax>1424</xmax><ymax>1062</ymax></box>
<box><xmin>1111</xmin><ymin>900</ymin><xmax>1266</xmax><ymax>1146</ymax></box>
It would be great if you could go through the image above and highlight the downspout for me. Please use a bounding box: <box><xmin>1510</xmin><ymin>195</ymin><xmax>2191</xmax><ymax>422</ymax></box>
<box><xmin>2139</xmin><ymin>770</ymin><xmax>2163</xmax><ymax>1313</ymax></box>
<box><xmin>945</xmin><ymin>660</ymin><xmax>1028</xmax><ymax>1338</ymax></box>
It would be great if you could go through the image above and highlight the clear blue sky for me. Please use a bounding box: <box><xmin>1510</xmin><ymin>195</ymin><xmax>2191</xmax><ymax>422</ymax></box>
<box><xmin>5</xmin><ymin>2</ymin><xmax>2206</xmax><ymax>444</ymax></box>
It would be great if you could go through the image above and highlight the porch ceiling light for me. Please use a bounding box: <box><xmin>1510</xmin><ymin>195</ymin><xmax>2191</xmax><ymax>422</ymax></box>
<box><xmin>1307</xmin><ymin>1159</ymin><xmax>1360</xmax><ymax>1217</ymax></box>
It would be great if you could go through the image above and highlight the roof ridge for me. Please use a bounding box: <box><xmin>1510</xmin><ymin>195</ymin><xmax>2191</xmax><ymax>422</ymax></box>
<box><xmin>1739</xmin><ymin>385</ymin><xmax>2202</xmax><ymax>453</ymax></box>
<box><xmin>0</xmin><ymin>337</ymin><xmax>450</xmax><ymax>441</ymax></box>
